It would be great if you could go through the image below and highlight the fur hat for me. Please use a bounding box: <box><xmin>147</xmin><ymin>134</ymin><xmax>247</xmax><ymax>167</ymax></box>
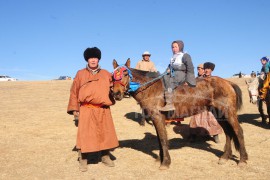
<box><xmin>83</xmin><ymin>47</ymin><xmax>101</xmax><ymax>61</ymax></box>
<box><xmin>203</xmin><ymin>62</ymin><xmax>215</xmax><ymax>71</ymax></box>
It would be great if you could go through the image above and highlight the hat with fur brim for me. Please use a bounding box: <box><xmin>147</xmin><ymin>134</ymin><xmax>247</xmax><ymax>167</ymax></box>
<box><xmin>84</xmin><ymin>47</ymin><xmax>101</xmax><ymax>61</ymax></box>
<box><xmin>203</xmin><ymin>62</ymin><xmax>215</xmax><ymax>71</ymax></box>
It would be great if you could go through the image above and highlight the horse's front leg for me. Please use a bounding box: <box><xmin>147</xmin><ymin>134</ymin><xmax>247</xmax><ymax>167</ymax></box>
<box><xmin>151</xmin><ymin>109</ymin><xmax>171</xmax><ymax>170</ymax></box>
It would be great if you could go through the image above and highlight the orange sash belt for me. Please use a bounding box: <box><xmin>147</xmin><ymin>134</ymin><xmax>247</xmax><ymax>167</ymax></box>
<box><xmin>80</xmin><ymin>102</ymin><xmax>103</xmax><ymax>108</ymax></box>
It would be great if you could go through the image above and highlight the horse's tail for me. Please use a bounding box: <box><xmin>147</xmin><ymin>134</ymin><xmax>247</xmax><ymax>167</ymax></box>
<box><xmin>230</xmin><ymin>82</ymin><xmax>243</xmax><ymax>111</ymax></box>
<box><xmin>223</xmin><ymin>121</ymin><xmax>242</xmax><ymax>152</ymax></box>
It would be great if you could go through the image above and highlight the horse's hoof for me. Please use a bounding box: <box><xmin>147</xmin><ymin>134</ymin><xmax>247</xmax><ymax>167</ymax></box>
<box><xmin>218</xmin><ymin>158</ymin><xmax>228</xmax><ymax>165</ymax></box>
<box><xmin>159</xmin><ymin>165</ymin><xmax>169</xmax><ymax>170</ymax></box>
<box><xmin>140</xmin><ymin>123</ymin><xmax>145</xmax><ymax>126</ymax></box>
<box><xmin>238</xmin><ymin>161</ymin><xmax>247</xmax><ymax>167</ymax></box>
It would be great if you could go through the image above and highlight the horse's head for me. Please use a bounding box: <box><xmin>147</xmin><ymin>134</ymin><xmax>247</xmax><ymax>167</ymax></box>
<box><xmin>112</xmin><ymin>58</ymin><xmax>132</xmax><ymax>101</ymax></box>
<box><xmin>248</xmin><ymin>87</ymin><xmax>258</xmax><ymax>104</ymax></box>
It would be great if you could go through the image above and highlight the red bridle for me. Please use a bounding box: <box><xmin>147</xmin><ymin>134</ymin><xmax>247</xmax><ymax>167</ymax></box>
<box><xmin>112</xmin><ymin>66</ymin><xmax>131</xmax><ymax>91</ymax></box>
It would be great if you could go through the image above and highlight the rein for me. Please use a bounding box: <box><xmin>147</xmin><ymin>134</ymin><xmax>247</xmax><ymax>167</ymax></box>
<box><xmin>138</xmin><ymin>71</ymin><xmax>167</xmax><ymax>89</ymax></box>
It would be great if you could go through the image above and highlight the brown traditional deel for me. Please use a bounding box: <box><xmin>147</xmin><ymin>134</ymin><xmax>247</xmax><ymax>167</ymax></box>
<box><xmin>112</xmin><ymin>58</ymin><xmax>248</xmax><ymax>170</ymax></box>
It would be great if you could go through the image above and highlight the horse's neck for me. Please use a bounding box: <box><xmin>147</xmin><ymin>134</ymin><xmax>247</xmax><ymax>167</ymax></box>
<box><xmin>131</xmin><ymin>73</ymin><xmax>163</xmax><ymax>104</ymax></box>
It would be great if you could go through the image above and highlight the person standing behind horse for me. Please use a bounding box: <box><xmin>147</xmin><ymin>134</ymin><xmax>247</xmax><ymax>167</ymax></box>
<box><xmin>159</xmin><ymin>40</ymin><xmax>196</xmax><ymax>111</ymax></box>
<box><xmin>189</xmin><ymin>62</ymin><xmax>223</xmax><ymax>143</ymax></box>
<box><xmin>259</xmin><ymin>56</ymin><xmax>270</xmax><ymax>100</ymax></box>
<box><xmin>67</xmin><ymin>47</ymin><xmax>119</xmax><ymax>172</ymax></box>
<box><xmin>258</xmin><ymin>56</ymin><xmax>270</xmax><ymax>124</ymax></box>
<box><xmin>135</xmin><ymin>51</ymin><xmax>157</xmax><ymax>126</ymax></box>
<box><xmin>135</xmin><ymin>51</ymin><xmax>157</xmax><ymax>72</ymax></box>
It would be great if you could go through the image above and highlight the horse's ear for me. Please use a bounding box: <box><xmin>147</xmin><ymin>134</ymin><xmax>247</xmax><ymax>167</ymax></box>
<box><xmin>113</xmin><ymin>59</ymin><xmax>119</xmax><ymax>69</ymax></box>
<box><xmin>125</xmin><ymin>58</ymin><xmax>131</xmax><ymax>68</ymax></box>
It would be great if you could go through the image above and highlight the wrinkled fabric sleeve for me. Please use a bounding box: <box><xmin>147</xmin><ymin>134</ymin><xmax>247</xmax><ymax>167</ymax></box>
<box><xmin>182</xmin><ymin>54</ymin><xmax>196</xmax><ymax>86</ymax></box>
<box><xmin>67</xmin><ymin>73</ymin><xmax>80</xmax><ymax>115</ymax></box>
<box><xmin>182</xmin><ymin>54</ymin><xmax>195</xmax><ymax>74</ymax></box>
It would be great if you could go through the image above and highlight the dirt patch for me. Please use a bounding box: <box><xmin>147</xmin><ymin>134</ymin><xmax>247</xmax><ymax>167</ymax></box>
<box><xmin>0</xmin><ymin>78</ymin><xmax>269</xmax><ymax>179</ymax></box>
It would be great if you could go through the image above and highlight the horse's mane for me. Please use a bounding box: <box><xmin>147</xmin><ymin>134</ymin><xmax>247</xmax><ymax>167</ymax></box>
<box><xmin>130</xmin><ymin>68</ymin><xmax>161</xmax><ymax>78</ymax></box>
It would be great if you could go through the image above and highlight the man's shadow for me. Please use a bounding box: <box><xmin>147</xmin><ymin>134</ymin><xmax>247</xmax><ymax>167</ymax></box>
<box><xmin>238</xmin><ymin>114</ymin><xmax>270</xmax><ymax>129</ymax></box>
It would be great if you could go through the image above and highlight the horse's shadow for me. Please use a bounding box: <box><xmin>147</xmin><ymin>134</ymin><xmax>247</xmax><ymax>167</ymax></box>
<box><xmin>124</xmin><ymin>112</ymin><xmax>153</xmax><ymax>125</ymax></box>
<box><xmin>119</xmin><ymin>129</ymin><xmax>238</xmax><ymax>163</ymax></box>
<box><xmin>238</xmin><ymin>114</ymin><xmax>270</xmax><ymax>129</ymax></box>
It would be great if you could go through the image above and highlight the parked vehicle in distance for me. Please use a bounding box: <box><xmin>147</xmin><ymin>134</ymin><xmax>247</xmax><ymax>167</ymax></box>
<box><xmin>0</xmin><ymin>75</ymin><xmax>17</xmax><ymax>81</ymax></box>
<box><xmin>57</xmin><ymin>76</ymin><xmax>72</xmax><ymax>80</ymax></box>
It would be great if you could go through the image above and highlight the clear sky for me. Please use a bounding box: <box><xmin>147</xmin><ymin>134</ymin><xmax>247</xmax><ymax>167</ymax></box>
<box><xmin>0</xmin><ymin>0</ymin><xmax>269</xmax><ymax>80</ymax></box>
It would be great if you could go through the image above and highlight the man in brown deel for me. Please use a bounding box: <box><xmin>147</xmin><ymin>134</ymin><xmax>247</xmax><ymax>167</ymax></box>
<box><xmin>67</xmin><ymin>47</ymin><xmax>119</xmax><ymax>172</ymax></box>
<box><xmin>135</xmin><ymin>51</ymin><xmax>157</xmax><ymax>125</ymax></box>
<box><xmin>135</xmin><ymin>51</ymin><xmax>157</xmax><ymax>72</ymax></box>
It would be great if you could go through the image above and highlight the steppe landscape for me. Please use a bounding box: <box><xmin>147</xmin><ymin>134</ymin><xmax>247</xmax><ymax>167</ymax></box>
<box><xmin>1</xmin><ymin>77</ymin><xmax>270</xmax><ymax>179</ymax></box>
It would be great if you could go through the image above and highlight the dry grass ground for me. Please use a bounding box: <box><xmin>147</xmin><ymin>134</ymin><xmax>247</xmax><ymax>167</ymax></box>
<box><xmin>0</xmin><ymin>78</ymin><xmax>270</xmax><ymax>179</ymax></box>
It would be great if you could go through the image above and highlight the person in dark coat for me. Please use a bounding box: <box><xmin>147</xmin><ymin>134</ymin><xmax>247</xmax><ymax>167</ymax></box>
<box><xmin>159</xmin><ymin>40</ymin><xmax>196</xmax><ymax>111</ymax></box>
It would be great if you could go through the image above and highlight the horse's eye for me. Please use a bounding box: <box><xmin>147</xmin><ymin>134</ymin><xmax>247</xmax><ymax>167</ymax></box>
<box><xmin>123</xmin><ymin>70</ymin><xmax>128</xmax><ymax>76</ymax></box>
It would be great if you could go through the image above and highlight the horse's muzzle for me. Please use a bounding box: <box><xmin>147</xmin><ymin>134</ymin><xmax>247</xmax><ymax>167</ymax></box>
<box><xmin>113</xmin><ymin>91</ymin><xmax>124</xmax><ymax>101</ymax></box>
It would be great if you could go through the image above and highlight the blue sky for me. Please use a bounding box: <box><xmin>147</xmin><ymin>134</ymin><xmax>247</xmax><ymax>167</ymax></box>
<box><xmin>0</xmin><ymin>0</ymin><xmax>269</xmax><ymax>80</ymax></box>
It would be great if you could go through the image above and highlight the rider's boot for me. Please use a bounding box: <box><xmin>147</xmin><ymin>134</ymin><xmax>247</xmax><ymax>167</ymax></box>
<box><xmin>159</xmin><ymin>89</ymin><xmax>175</xmax><ymax>111</ymax></box>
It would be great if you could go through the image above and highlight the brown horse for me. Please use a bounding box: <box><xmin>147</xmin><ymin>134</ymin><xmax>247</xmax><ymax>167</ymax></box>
<box><xmin>112</xmin><ymin>59</ymin><xmax>248</xmax><ymax>170</ymax></box>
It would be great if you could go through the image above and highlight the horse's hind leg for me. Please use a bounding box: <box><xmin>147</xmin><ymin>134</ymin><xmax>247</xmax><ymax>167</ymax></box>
<box><xmin>227</xmin><ymin>112</ymin><xmax>248</xmax><ymax>166</ymax></box>
<box><xmin>236</xmin><ymin>125</ymin><xmax>248</xmax><ymax>166</ymax></box>
<box><xmin>218</xmin><ymin>121</ymin><xmax>233</xmax><ymax>165</ymax></box>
